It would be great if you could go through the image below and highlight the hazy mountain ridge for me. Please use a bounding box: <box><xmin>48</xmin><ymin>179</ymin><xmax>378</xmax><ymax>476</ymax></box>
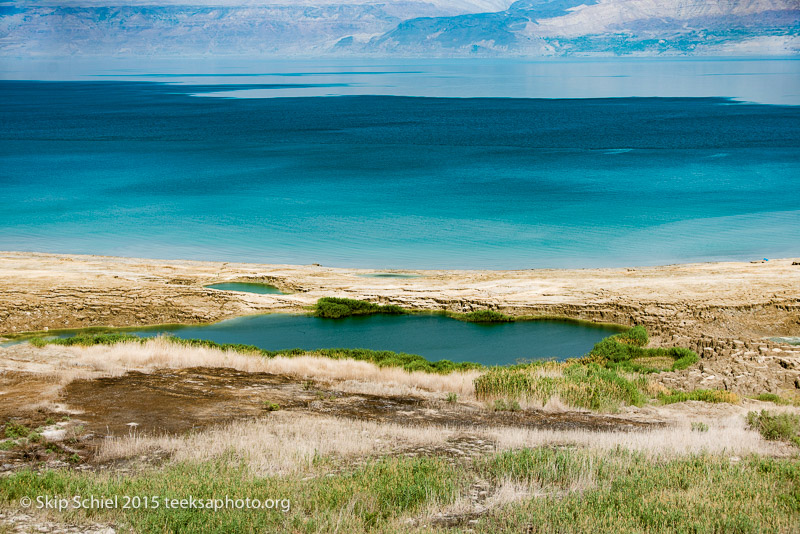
<box><xmin>0</xmin><ymin>0</ymin><xmax>797</xmax><ymax>56</ymax></box>
<box><xmin>0</xmin><ymin>3</ymin><xmax>466</xmax><ymax>55</ymax></box>
<box><xmin>365</xmin><ymin>0</ymin><xmax>799</xmax><ymax>54</ymax></box>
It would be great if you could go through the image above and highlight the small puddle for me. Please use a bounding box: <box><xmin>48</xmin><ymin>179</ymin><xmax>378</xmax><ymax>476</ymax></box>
<box><xmin>769</xmin><ymin>336</ymin><xmax>800</xmax><ymax>346</ymax></box>
<box><xmin>357</xmin><ymin>273</ymin><xmax>422</xmax><ymax>279</ymax></box>
<box><xmin>73</xmin><ymin>314</ymin><xmax>621</xmax><ymax>366</ymax></box>
<box><xmin>205</xmin><ymin>282</ymin><xmax>286</xmax><ymax>294</ymax></box>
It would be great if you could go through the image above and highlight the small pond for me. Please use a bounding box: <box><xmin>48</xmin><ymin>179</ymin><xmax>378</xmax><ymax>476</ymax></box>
<box><xmin>205</xmin><ymin>282</ymin><xmax>285</xmax><ymax>294</ymax></box>
<box><xmin>115</xmin><ymin>313</ymin><xmax>620</xmax><ymax>366</ymax></box>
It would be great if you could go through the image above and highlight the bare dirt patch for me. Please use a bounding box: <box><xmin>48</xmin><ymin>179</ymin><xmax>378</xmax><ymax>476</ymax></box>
<box><xmin>59</xmin><ymin>367</ymin><xmax>659</xmax><ymax>439</ymax></box>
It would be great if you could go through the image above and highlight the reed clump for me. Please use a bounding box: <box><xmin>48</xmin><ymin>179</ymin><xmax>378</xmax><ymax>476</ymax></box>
<box><xmin>474</xmin><ymin>362</ymin><xmax>648</xmax><ymax>412</ymax></box>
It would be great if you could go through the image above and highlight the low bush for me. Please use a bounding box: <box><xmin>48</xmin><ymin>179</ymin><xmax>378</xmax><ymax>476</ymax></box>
<box><xmin>262</xmin><ymin>402</ymin><xmax>281</xmax><ymax>412</ymax></box>
<box><xmin>314</xmin><ymin>298</ymin><xmax>407</xmax><ymax>319</ymax></box>
<box><xmin>746</xmin><ymin>410</ymin><xmax>800</xmax><ymax>446</ymax></box>
<box><xmin>490</xmin><ymin>399</ymin><xmax>521</xmax><ymax>412</ymax></box>
<box><xmin>3</xmin><ymin>423</ymin><xmax>31</xmax><ymax>439</ymax></box>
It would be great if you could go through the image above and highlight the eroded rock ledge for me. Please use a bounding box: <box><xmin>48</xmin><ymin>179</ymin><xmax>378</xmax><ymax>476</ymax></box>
<box><xmin>2</xmin><ymin>251</ymin><xmax>799</xmax><ymax>395</ymax></box>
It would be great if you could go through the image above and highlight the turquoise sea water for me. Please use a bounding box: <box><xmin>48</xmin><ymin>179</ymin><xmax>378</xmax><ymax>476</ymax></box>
<box><xmin>1</xmin><ymin>59</ymin><xmax>798</xmax><ymax>269</ymax></box>
<box><xmin>89</xmin><ymin>314</ymin><xmax>622</xmax><ymax>365</ymax></box>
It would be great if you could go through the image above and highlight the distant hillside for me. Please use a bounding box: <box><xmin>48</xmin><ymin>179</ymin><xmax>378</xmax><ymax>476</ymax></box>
<box><xmin>1</xmin><ymin>0</ymin><xmax>797</xmax><ymax>56</ymax></box>
<box><xmin>365</xmin><ymin>0</ymin><xmax>800</xmax><ymax>55</ymax></box>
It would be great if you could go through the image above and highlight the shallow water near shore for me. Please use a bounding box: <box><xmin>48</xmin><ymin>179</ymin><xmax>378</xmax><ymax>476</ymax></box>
<box><xmin>103</xmin><ymin>314</ymin><xmax>620</xmax><ymax>366</ymax></box>
<box><xmin>357</xmin><ymin>273</ymin><xmax>422</xmax><ymax>279</ymax></box>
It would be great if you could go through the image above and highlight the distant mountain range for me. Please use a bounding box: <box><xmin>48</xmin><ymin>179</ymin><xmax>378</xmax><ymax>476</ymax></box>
<box><xmin>1</xmin><ymin>0</ymin><xmax>797</xmax><ymax>56</ymax></box>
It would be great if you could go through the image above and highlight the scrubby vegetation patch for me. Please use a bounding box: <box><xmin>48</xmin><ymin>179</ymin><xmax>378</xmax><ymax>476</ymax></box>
<box><xmin>747</xmin><ymin>410</ymin><xmax>800</xmax><ymax>447</ymax></box>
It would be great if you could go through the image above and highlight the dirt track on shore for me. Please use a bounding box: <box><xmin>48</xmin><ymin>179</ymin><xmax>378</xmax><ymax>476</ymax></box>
<box><xmin>1</xmin><ymin>251</ymin><xmax>799</xmax><ymax>395</ymax></box>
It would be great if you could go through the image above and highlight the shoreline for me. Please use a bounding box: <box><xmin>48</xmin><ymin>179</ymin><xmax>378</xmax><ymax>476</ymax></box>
<box><xmin>2</xmin><ymin>250</ymin><xmax>798</xmax><ymax>332</ymax></box>
<box><xmin>2</xmin><ymin>250</ymin><xmax>799</xmax><ymax>394</ymax></box>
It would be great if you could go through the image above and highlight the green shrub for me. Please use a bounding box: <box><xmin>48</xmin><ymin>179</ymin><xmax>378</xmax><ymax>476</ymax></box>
<box><xmin>29</xmin><ymin>337</ymin><xmax>49</xmax><ymax>347</ymax></box>
<box><xmin>691</xmin><ymin>422</ymin><xmax>709</xmax><ymax>432</ymax></box>
<box><xmin>445</xmin><ymin>392</ymin><xmax>458</xmax><ymax>403</ymax></box>
<box><xmin>262</xmin><ymin>402</ymin><xmax>281</xmax><ymax>412</ymax></box>
<box><xmin>314</xmin><ymin>298</ymin><xmax>407</xmax><ymax>318</ymax></box>
<box><xmin>490</xmin><ymin>399</ymin><xmax>521</xmax><ymax>412</ymax></box>
<box><xmin>3</xmin><ymin>423</ymin><xmax>30</xmax><ymax>439</ymax></box>
<box><xmin>747</xmin><ymin>410</ymin><xmax>800</xmax><ymax>446</ymax></box>
<box><xmin>616</xmin><ymin>325</ymin><xmax>649</xmax><ymax>346</ymax></box>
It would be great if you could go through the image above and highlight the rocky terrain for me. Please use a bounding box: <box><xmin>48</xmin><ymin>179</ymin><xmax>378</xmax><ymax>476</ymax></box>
<box><xmin>1</xmin><ymin>251</ymin><xmax>799</xmax><ymax>395</ymax></box>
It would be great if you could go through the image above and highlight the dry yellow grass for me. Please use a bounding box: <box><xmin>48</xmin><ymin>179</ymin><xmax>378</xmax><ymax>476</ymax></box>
<box><xmin>62</xmin><ymin>339</ymin><xmax>482</xmax><ymax>397</ymax></box>
<box><xmin>98</xmin><ymin>412</ymin><xmax>459</xmax><ymax>476</ymax></box>
<box><xmin>96</xmin><ymin>410</ymin><xmax>793</xmax><ymax>479</ymax></box>
<box><xmin>491</xmin><ymin>414</ymin><xmax>791</xmax><ymax>458</ymax></box>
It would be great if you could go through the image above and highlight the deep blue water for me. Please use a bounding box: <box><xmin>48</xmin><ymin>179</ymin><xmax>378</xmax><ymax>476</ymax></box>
<box><xmin>1</xmin><ymin>79</ymin><xmax>798</xmax><ymax>269</ymax></box>
<box><xmin>110</xmin><ymin>314</ymin><xmax>623</xmax><ymax>365</ymax></box>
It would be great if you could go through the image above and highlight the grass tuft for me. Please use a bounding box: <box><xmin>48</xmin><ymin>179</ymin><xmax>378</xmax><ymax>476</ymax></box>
<box><xmin>752</xmin><ymin>393</ymin><xmax>800</xmax><ymax>407</ymax></box>
<box><xmin>474</xmin><ymin>362</ymin><xmax>648</xmax><ymax>412</ymax></box>
<box><xmin>658</xmin><ymin>389</ymin><xmax>739</xmax><ymax>405</ymax></box>
<box><xmin>450</xmin><ymin>310</ymin><xmax>515</xmax><ymax>323</ymax></box>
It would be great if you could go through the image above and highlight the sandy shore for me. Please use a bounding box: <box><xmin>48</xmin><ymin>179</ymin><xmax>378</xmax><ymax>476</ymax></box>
<box><xmin>1</xmin><ymin>250</ymin><xmax>799</xmax><ymax>394</ymax></box>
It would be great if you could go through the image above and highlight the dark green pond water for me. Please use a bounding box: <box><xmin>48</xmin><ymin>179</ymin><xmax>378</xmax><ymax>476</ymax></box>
<box><xmin>205</xmin><ymin>282</ymin><xmax>285</xmax><ymax>294</ymax></box>
<box><xmin>122</xmin><ymin>314</ymin><xmax>620</xmax><ymax>365</ymax></box>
